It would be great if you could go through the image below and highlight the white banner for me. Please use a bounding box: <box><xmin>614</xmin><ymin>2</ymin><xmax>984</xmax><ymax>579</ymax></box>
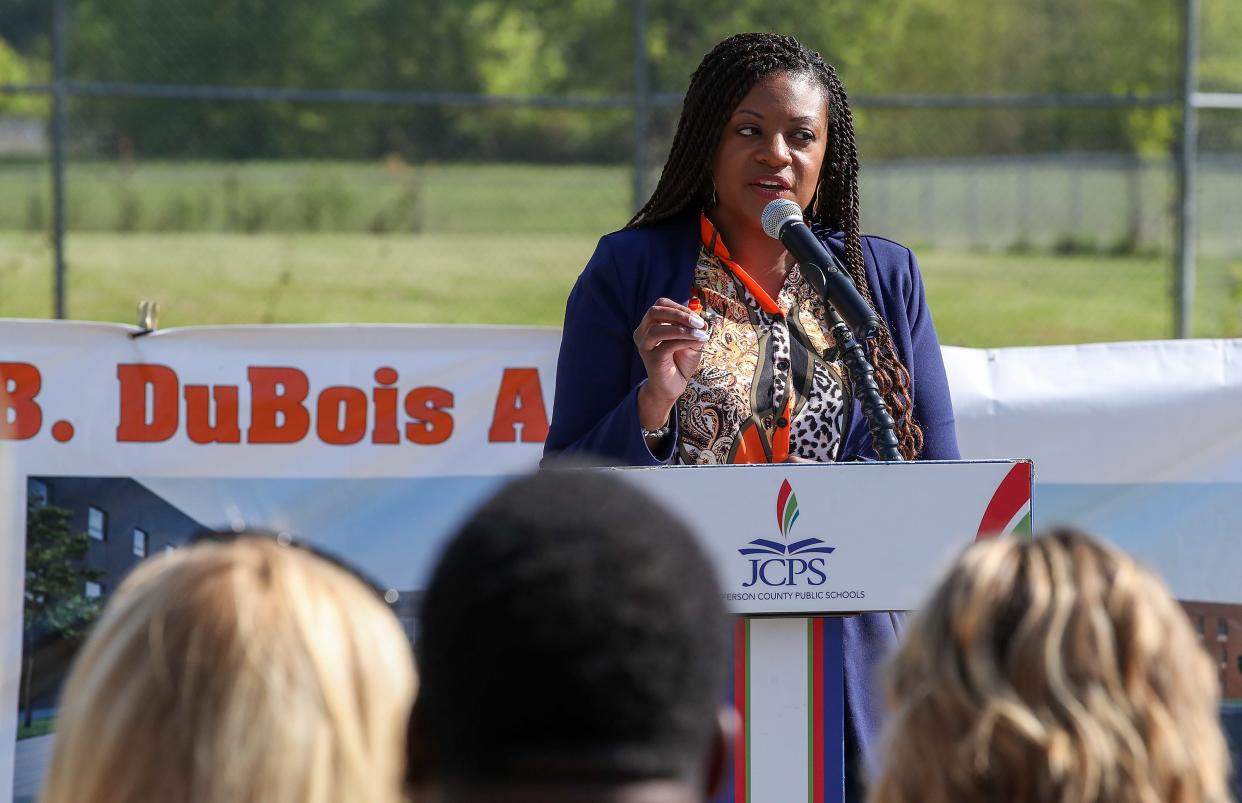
<box><xmin>3</xmin><ymin>321</ymin><xmax>1242</xmax><ymax>803</ymax></box>
<box><xmin>944</xmin><ymin>338</ymin><xmax>1242</xmax><ymax>603</ymax></box>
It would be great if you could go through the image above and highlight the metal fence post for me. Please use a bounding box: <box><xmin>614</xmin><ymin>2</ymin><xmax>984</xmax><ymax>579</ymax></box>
<box><xmin>1174</xmin><ymin>0</ymin><xmax>1200</xmax><ymax>339</ymax></box>
<box><xmin>631</xmin><ymin>0</ymin><xmax>650</xmax><ymax>214</ymax></box>
<box><xmin>51</xmin><ymin>0</ymin><xmax>68</xmax><ymax>320</ymax></box>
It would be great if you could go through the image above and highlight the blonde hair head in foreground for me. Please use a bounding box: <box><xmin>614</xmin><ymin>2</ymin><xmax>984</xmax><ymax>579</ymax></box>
<box><xmin>40</xmin><ymin>535</ymin><xmax>416</xmax><ymax>803</ymax></box>
<box><xmin>870</xmin><ymin>528</ymin><xmax>1230</xmax><ymax>803</ymax></box>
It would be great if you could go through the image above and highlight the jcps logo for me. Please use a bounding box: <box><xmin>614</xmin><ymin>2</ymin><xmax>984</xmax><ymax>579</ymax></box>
<box><xmin>739</xmin><ymin>479</ymin><xmax>835</xmax><ymax>588</ymax></box>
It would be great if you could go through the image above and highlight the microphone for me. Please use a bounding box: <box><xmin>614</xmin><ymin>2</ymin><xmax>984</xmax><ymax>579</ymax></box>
<box><xmin>760</xmin><ymin>199</ymin><xmax>880</xmax><ymax>338</ymax></box>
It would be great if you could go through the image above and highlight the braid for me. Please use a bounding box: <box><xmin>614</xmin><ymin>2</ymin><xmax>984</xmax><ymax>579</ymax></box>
<box><xmin>633</xmin><ymin>33</ymin><xmax>925</xmax><ymax>460</ymax></box>
<box><xmin>813</xmin><ymin>59</ymin><xmax>924</xmax><ymax>460</ymax></box>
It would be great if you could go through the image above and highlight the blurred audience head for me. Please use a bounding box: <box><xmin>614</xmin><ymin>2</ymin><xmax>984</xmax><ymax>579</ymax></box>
<box><xmin>40</xmin><ymin>534</ymin><xmax>416</xmax><ymax>803</ymax></box>
<box><xmin>870</xmin><ymin>527</ymin><xmax>1230</xmax><ymax>803</ymax></box>
<box><xmin>410</xmin><ymin>469</ymin><xmax>733</xmax><ymax>802</ymax></box>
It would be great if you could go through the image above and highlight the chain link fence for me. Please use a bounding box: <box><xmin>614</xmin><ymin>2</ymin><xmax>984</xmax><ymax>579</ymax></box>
<box><xmin>1</xmin><ymin>0</ymin><xmax>1240</xmax><ymax>338</ymax></box>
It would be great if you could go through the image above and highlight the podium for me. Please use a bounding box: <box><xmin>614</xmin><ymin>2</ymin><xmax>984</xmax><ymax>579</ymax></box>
<box><xmin>610</xmin><ymin>459</ymin><xmax>1033</xmax><ymax>803</ymax></box>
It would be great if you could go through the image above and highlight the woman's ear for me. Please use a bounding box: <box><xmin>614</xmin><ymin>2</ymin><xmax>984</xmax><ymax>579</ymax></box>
<box><xmin>704</xmin><ymin>706</ymin><xmax>740</xmax><ymax>799</ymax></box>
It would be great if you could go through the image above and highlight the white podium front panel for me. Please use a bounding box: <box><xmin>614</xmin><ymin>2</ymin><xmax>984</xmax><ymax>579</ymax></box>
<box><xmin>610</xmin><ymin>460</ymin><xmax>1031</xmax><ymax>616</ymax></box>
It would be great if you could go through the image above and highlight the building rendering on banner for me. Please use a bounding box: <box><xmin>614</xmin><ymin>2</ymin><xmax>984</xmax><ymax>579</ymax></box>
<box><xmin>1180</xmin><ymin>600</ymin><xmax>1242</xmax><ymax>701</ymax></box>
<box><xmin>23</xmin><ymin>476</ymin><xmax>208</xmax><ymax>721</ymax></box>
<box><xmin>28</xmin><ymin>477</ymin><xmax>206</xmax><ymax>601</ymax></box>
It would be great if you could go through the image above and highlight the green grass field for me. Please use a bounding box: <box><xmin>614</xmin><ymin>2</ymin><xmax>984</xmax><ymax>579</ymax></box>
<box><xmin>2</xmin><ymin>231</ymin><xmax>1240</xmax><ymax>346</ymax></box>
<box><xmin>5</xmin><ymin>158</ymin><xmax>1241</xmax><ymax>257</ymax></box>
<box><xmin>0</xmin><ymin>162</ymin><xmax>632</xmax><ymax>235</ymax></box>
<box><xmin>16</xmin><ymin>717</ymin><xmax>55</xmax><ymax>741</ymax></box>
<box><xmin>1</xmin><ymin>158</ymin><xmax>1239</xmax><ymax>345</ymax></box>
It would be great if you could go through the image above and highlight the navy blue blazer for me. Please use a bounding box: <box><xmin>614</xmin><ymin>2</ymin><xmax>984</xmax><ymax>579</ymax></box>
<box><xmin>544</xmin><ymin>213</ymin><xmax>960</xmax><ymax>792</ymax></box>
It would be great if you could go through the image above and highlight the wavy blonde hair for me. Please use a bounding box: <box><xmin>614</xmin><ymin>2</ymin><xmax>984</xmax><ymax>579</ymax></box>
<box><xmin>40</xmin><ymin>536</ymin><xmax>416</xmax><ymax>803</ymax></box>
<box><xmin>870</xmin><ymin>528</ymin><xmax>1230</xmax><ymax>803</ymax></box>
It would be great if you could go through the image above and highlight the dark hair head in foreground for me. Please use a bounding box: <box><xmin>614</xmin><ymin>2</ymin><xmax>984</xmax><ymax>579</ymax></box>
<box><xmin>411</xmin><ymin>469</ymin><xmax>732</xmax><ymax>799</ymax></box>
<box><xmin>869</xmin><ymin>527</ymin><xmax>1231</xmax><ymax>803</ymax></box>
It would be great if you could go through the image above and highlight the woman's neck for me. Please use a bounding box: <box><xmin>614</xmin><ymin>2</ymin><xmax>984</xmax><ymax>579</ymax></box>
<box><xmin>708</xmin><ymin>211</ymin><xmax>789</xmax><ymax>299</ymax></box>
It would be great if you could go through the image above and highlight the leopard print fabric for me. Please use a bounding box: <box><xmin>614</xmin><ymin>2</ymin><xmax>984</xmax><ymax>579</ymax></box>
<box><xmin>676</xmin><ymin>244</ymin><xmax>849</xmax><ymax>465</ymax></box>
<box><xmin>789</xmin><ymin>360</ymin><xmax>849</xmax><ymax>459</ymax></box>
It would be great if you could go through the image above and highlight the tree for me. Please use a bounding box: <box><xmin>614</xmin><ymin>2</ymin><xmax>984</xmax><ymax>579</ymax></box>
<box><xmin>68</xmin><ymin>0</ymin><xmax>489</xmax><ymax>158</ymax></box>
<box><xmin>0</xmin><ymin>36</ymin><xmax>48</xmax><ymax>117</ymax></box>
<box><xmin>47</xmin><ymin>0</ymin><xmax>1242</xmax><ymax>162</ymax></box>
<box><xmin>0</xmin><ymin>0</ymin><xmax>48</xmax><ymax>55</ymax></box>
<box><xmin>846</xmin><ymin>0</ymin><xmax>1181</xmax><ymax>158</ymax></box>
<box><xmin>21</xmin><ymin>496</ymin><xmax>102</xmax><ymax>729</ymax></box>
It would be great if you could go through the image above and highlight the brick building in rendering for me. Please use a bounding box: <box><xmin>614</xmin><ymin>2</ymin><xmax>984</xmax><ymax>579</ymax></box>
<box><xmin>1180</xmin><ymin>600</ymin><xmax>1242</xmax><ymax>701</ymax></box>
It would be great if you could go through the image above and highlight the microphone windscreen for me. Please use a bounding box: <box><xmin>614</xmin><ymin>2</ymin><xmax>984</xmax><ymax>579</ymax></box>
<box><xmin>761</xmin><ymin>199</ymin><xmax>803</xmax><ymax>240</ymax></box>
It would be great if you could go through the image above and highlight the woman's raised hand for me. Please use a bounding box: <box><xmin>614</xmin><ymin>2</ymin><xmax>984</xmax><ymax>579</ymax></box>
<box><xmin>633</xmin><ymin>297</ymin><xmax>707</xmax><ymax>432</ymax></box>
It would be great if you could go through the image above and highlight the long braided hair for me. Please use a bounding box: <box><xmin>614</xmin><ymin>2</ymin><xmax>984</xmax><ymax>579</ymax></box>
<box><xmin>628</xmin><ymin>32</ymin><xmax>924</xmax><ymax>460</ymax></box>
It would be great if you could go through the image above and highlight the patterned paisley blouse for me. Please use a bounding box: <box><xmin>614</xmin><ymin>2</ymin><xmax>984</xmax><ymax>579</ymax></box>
<box><xmin>676</xmin><ymin>215</ymin><xmax>850</xmax><ymax>465</ymax></box>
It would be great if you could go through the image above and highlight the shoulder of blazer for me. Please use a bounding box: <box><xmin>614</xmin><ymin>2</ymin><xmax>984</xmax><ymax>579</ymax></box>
<box><xmin>812</xmin><ymin>225</ymin><xmax>912</xmax><ymax>270</ymax></box>
<box><xmin>597</xmin><ymin>214</ymin><xmax>700</xmax><ymax>263</ymax></box>
<box><xmin>593</xmin><ymin>215</ymin><xmax>701</xmax><ymax>302</ymax></box>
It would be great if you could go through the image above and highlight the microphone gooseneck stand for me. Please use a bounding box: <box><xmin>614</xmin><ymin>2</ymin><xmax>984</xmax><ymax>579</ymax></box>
<box><xmin>819</xmin><ymin>299</ymin><xmax>904</xmax><ymax>462</ymax></box>
<box><xmin>761</xmin><ymin>201</ymin><xmax>904</xmax><ymax>461</ymax></box>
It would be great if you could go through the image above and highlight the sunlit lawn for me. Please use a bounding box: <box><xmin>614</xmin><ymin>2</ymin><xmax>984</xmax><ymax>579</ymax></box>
<box><xmin>16</xmin><ymin>717</ymin><xmax>54</xmax><ymax>741</ymax></box>
<box><xmin>1</xmin><ymin>231</ymin><xmax>1240</xmax><ymax>347</ymax></box>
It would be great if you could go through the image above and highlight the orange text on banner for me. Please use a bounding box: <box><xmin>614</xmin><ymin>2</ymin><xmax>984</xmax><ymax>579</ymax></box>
<box><xmin>111</xmin><ymin>364</ymin><xmax>458</xmax><ymax>446</ymax></box>
<box><xmin>0</xmin><ymin>362</ymin><xmax>42</xmax><ymax>441</ymax></box>
<box><xmin>488</xmin><ymin>368</ymin><xmax>549</xmax><ymax>443</ymax></box>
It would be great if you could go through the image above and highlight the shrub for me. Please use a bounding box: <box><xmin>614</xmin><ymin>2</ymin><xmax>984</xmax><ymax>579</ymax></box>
<box><xmin>115</xmin><ymin>183</ymin><xmax>143</xmax><ymax>232</ymax></box>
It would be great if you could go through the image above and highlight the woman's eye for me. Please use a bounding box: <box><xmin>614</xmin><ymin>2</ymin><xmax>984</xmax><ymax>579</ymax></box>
<box><xmin>792</xmin><ymin>129</ymin><xmax>815</xmax><ymax>142</ymax></box>
<box><xmin>737</xmin><ymin>125</ymin><xmax>761</xmax><ymax>136</ymax></box>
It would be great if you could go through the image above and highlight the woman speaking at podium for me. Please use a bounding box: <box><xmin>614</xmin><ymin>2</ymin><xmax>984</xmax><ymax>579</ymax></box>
<box><xmin>544</xmin><ymin>32</ymin><xmax>959</xmax><ymax>797</ymax></box>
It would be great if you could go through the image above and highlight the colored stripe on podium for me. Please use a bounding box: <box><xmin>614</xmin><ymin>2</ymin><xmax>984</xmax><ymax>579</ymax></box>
<box><xmin>725</xmin><ymin>618</ymin><xmax>842</xmax><ymax>803</ymax></box>
<box><xmin>976</xmin><ymin>461</ymin><xmax>1033</xmax><ymax>539</ymax></box>
<box><xmin>821</xmin><ymin>617</ymin><xmax>845</xmax><ymax>803</ymax></box>
<box><xmin>734</xmin><ymin>617</ymin><xmax>749</xmax><ymax>803</ymax></box>
<box><xmin>809</xmin><ymin>619</ymin><xmax>825</xmax><ymax>802</ymax></box>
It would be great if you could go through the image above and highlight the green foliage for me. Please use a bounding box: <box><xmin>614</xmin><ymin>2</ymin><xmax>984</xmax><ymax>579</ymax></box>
<box><xmin>68</xmin><ymin>0</ymin><xmax>488</xmax><ymax>159</ymax></box>
<box><xmin>297</xmin><ymin>175</ymin><xmax>352</xmax><ymax>231</ymax></box>
<box><xmin>0</xmin><ymin>0</ymin><xmax>49</xmax><ymax>55</ymax></box>
<box><xmin>848</xmin><ymin>0</ymin><xmax>1182</xmax><ymax>157</ymax></box>
<box><xmin>0</xmin><ymin>161</ymin><xmax>635</xmax><ymax>234</ymax></box>
<box><xmin>368</xmin><ymin>179</ymin><xmax>423</xmax><ymax>234</ymax></box>
<box><xmin>16</xmin><ymin>717</ymin><xmax>55</xmax><ymax>741</ymax></box>
<box><xmin>24</xmin><ymin>189</ymin><xmax>45</xmax><ymax>232</ymax></box>
<box><xmin>236</xmin><ymin>190</ymin><xmax>281</xmax><ymax>234</ymax></box>
<box><xmin>22</xmin><ymin>496</ymin><xmax>103</xmax><ymax>729</ymax></box>
<box><xmin>2</xmin><ymin>0</ymin><xmax>1240</xmax><ymax>164</ymax></box>
<box><xmin>1199</xmin><ymin>0</ymin><xmax>1242</xmax><ymax>152</ymax></box>
<box><xmin>24</xmin><ymin>499</ymin><xmax>102</xmax><ymax>642</ymax></box>
<box><xmin>1201</xmin><ymin>0</ymin><xmax>1242</xmax><ymax>93</ymax></box>
<box><xmin>115</xmin><ymin>181</ymin><xmax>143</xmax><ymax>232</ymax></box>
<box><xmin>154</xmin><ymin>193</ymin><xmax>202</xmax><ymax>231</ymax></box>
<box><xmin>1006</xmin><ymin>237</ymin><xmax>1034</xmax><ymax>256</ymax></box>
<box><xmin>47</xmin><ymin>0</ymin><xmax>1242</xmax><ymax>162</ymax></box>
<box><xmin>1228</xmin><ymin>263</ymin><xmax>1242</xmax><ymax>332</ymax></box>
<box><xmin>0</xmin><ymin>35</ymin><xmax>48</xmax><ymax>117</ymax></box>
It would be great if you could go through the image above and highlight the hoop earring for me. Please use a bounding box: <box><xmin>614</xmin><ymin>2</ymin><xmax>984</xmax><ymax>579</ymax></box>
<box><xmin>811</xmin><ymin>183</ymin><xmax>824</xmax><ymax>218</ymax></box>
<box><xmin>707</xmin><ymin>174</ymin><xmax>718</xmax><ymax>209</ymax></box>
